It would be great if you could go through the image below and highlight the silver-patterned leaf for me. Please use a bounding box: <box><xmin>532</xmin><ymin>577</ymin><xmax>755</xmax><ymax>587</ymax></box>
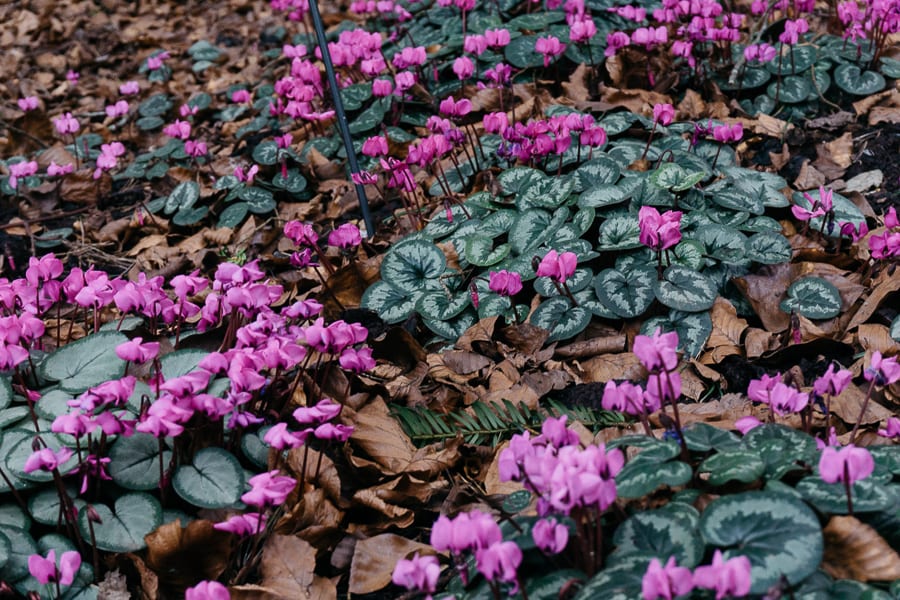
<box><xmin>530</xmin><ymin>297</ymin><xmax>591</xmax><ymax>342</ymax></box>
<box><xmin>598</xmin><ymin>215</ymin><xmax>642</xmax><ymax>251</ymax></box>
<box><xmin>654</xmin><ymin>266</ymin><xmax>718</xmax><ymax>312</ymax></box>
<box><xmin>534</xmin><ymin>267</ymin><xmax>593</xmax><ymax>297</ymax></box>
<box><xmin>509</xmin><ymin>209</ymin><xmax>552</xmax><ymax>255</ymax></box>
<box><xmin>578</xmin><ymin>184</ymin><xmax>627</xmax><ymax>209</ymax></box>
<box><xmin>698</xmin><ymin>450</ymin><xmax>766</xmax><ymax>486</ymax></box>
<box><xmin>779</xmin><ymin>276</ymin><xmax>842</xmax><ymax>319</ymax></box>
<box><xmin>380</xmin><ymin>240</ymin><xmax>446</xmax><ymax>293</ymax></box>
<box><xmin>518</xmin><ymin>173</ymin><xmax>575</xmax><ymax>209</ymax></box>
<box><xmin>791</xmin><ymin>188</ymin><xmax>865</xmax><ymax>235</ymax></box>
<box><xmin>747</xmin><ymin>231</ymin><xmax>793</xmax><ymax>264</ymax></box>
<box><xmin>692</xmin><ymin>224</ymin><xmax>749</xmax><ymax>265</ymax></box>
<box><xmin>611</xmin><ymin>505</ymin><xmax>703</xmax><ymax>568</ymax></box>
<box><xmin>465</xmin><ymin>237</ymin><xmax>510</xmax><ymax>267</ymax></box>
<box><xmin>572</xmin><ymin>156</ymin><xmax>621</xmax><ymax>191</ymax></box>
<box><xmin>360</xmin><ymin>281</ymin><xmax>416</xmax><ymax>324</ymax></box>
<box><xmin>415</xmin><ymin>289</ymin><xmax>471</xmax><ymax>322</ymax></box>
<box><xmin>594</xmin><ymin>267</ymin><xmax>655</xmax><ymax>318</ymax></box>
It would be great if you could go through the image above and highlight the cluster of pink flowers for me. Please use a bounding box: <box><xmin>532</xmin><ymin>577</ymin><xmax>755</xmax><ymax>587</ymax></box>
<box><xmin>486</xmin><ymin>112</ymin><xmax>607</xmax><ymax>165</ymax></box>
<box><xmin>28</xmin><ymin>550</ymin><xmax>82</xmax><ymax>590</ymax></box>
<box><xmin>837</xmin><ymin>0</ymin><xmax>900</xmax><ymax>45</ymax></box>
<box><xmin>603</xmin><ymin>329</ymin><xmax>682</xmax><ymax>419</ymax></box>
<box><xmin>642</xmin><ymin>550</ymin><xmax>752</xmax><ymax>599</ymax></box>
<box><xmin>430</xmin><ymin>510</ymin><xmax>523</xmax><ymax>590</ymax></box>
<box><xmin>639</xmin><ymin>206</ymin><xmax>682</xmax><ymax>252</ymax></box>
<box><xmin>870</xmin><ymin>206</ymin><xmax>900</xmax><ymax>260</ymax></box>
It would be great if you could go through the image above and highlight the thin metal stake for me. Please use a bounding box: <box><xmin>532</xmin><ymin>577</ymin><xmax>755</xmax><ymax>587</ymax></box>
<box><xmin>307</xmin><ymin>0</ymin><xmax>375</xmax><ymax>238</ymax></box>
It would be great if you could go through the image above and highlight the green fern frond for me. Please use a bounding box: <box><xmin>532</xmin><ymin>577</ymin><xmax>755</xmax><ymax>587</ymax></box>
<box><xmin>390</xmin><ymin>398</ymin><xmax>625</xmax><ymax>447</ymax></box>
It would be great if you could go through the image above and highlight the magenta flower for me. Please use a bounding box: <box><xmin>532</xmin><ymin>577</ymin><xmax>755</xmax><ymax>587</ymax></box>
<box><xmin>47</xmin><ymin>161</ymin><xmax>74</xmax><ymax>177</ymax></box>
<box><xmin>234</xmin><ymin>164</ymin><xmax>259</xmax><ymax>184</ymax></box>
<box><xmin>53</xmin><ymin>112</ymin><xmax>80</xmax><ymax>135</ymax></box>
<box><xmin>431</xmin><ymin>510</ymin><xmax>502</xmax><ymax>554</ymax></box>
<box><xmin>115</xmin><ymin>337</ymin><xmax>160</xmax><ymax>363</ymax></box>
<box><xmin>879</xmin><ymin>417</ymin><xmax>900</xmax><ymax>438</ymax></box>
<box><xmin>184</xmin><ymin>139</ymin><xmax>208</xmax><ymax>157</ymax></box>
<box><xmin>734</xmin><ymin>416</ymin><xmax>762</xmax><ymax>435</ymax></box>
<box><xmin>163</xmin><ymin>119</ymin><xmax>191</xmax><ymax>140</ymax></box>
<box><xmin>284</xmin><ymin>221</ymin><xmax>318</xmax><ymax>247</ymax></box>
<box><xmin>570</xmin><ymin>17</ymin><xmax>598</xmax><ymax>43</ymax></box>
<box><xmin>601</xmin><ymin>380</ymin><xmax>647</xmax><ymax>416</ymax></box>
<box><xmin>535</xmin><ymin>36</ymin><xmax>566</xmax><ymax>67</ymax></box>
<box><xmin>361</xmin><ymin>135</ymin><xmax>388</xmax><ymax>157</ymax></box>
<box><xmin>8</xmin><ymin>160</ymin><xmax>39</xmax><ymax>190</ymax></box>
<box><xmin>813</xmin><ymin>364</ymin><xmax>853</xmax><ymax>397</ymax></box>
<box><xmin>633</xmin><ymin>328</ymin><xmax>679</xmax><ymax>372</ymax></box>
<box><xmin>535</xmin><ymin>250</ymin><xmax>577</xmax><ymax>283</ymax></box>
<box><xmin>819</xmin><ymin>444</ymin><xmax>874</xmax><ymax>485</ymax></box>
<box><xmin>185</xmin><ymin>581</ymin><xmax>230</xmax><ymax>600</ymax></box>
<box><xmin>28</xmin><ymin>550</ymin><xmax>81</xmax><ymax>587</ymax></box>
<box><xmin>231</xmin><ymin>89</ymin><xmax>251</xmax><ymax>103</ymax></box>
<box><xmin>532</xmin><ymin>517</ymin><xmax>568</xmax><ymax>554</ymax></box>
<box><xmin>864</xmin><ymin>351</ymin><xmax>900</xmax><ymax>386</ymax></box>
<box><xmin>638</xmin><ymin>206</ymin><xmax>682</xmax><ymax>251</ymax></box>
<box><xmin>744</xmin><ymin>43</ymin><xmax>776</xmax><ymax>64</ymax></box>
<box><xmin>262</xmin><ymin>422</ymin><xmax>305</xmax><ymax>450</ymax></box>
<box><xmin>18</xmin><ymin>96</ymin><xmax>39</xmax><ymax>111</ymax></box>
<box><xmin>484</xmin><ymin>28</ymin><xmax>511</xmax><ymax>48</ymax></box>
<box><xmin>372</xmin><ymin>78</ymin><xmax>394</xmax><ymax>96</ymax></box>
<box><xmin>242</xmin><ymin>471</ymin><xmax>297</xmax><ymax>508</ymax></box>
<box><xmin>693</xmin><ymin>550</ymin><xmax>752</xmax><ymax>599</ymax></box>
<box><xmin>712</xmin><ymin>124</ymin><xmax>743</xmax><ymax>144</ymax></box>
<box><xmin>605</xmin><ymin>31</ymin><xmax>630</xmax><ymax>56</ymax></box>
<box><xmin>339</xmin><ymin>347</ymin><xmax>375</xmax><ymax>373</ymax></box>
<box><xmin>764</xmin><ymin>382</ymin><xmax>808</xmax><ymax>416</ymax></box>
<box><xmin>392</xmin><ymin>553</ymin><xmax>440</xmax><ymax>598</ymax></box>
<box><xmin>438</xmin><ymin>96</ymin><xmax>472</xmax><ymax>118</ymax></box>
<box><xmin>641</xmin><ymin>556</ymin><xmax>693</xmax><ymax>600</ymax></box>
<box><xmin>488</xmin><ymin>270</ymin><xmax>523</xmax><ymax>297</ymax></box>
<box><xmin>213</xmin><ymin>513</ymin><xmax>267</xmax><ymax>537</ymax></box>
<box><xmin>119</xmin><ymin>80</ymin><xmax>140</xmax><ymax>95</ymax></box>
<box><xmin>314</xmin><ymin>422</ymin><xmax>354</xmax><ymax>442</ymax></box>
<box><xmin>66</xmin><ymin>69</ymin><xmax>79</xmax><ymax>86</ymax></box>
<box><xmin>779</xmin><ymin>18</ymin><xmax>808</xmax><ymax>45</ymax></box>
<box><xmin>328</xmin><ymin>223</ymin><xmax>362</xmax><ymax>249</ymax></box>
<box><xmin>652</xmin><ymin>103</ymin><xmax>675</xmax><ymax>126</ymax></box>
<box><xmin>105</xmin><ymin>100</ymin><xmax>130</xmax><ymax>118</ymax></box>
<box><xmin>475</xmin><ymin>541</ymin><xmax>522</xmax><ymax>587</ymax></box>
<box><xmin>24</xmin><ymin>446</ymin><xmax>74</xmax><ymax>474</ymax></box>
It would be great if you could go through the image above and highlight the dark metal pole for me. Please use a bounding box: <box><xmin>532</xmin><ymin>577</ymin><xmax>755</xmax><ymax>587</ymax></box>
<box><xmin>307</xmin><ymin>0</ymin><xmax>375</xmax><ymax>238</ymax></box>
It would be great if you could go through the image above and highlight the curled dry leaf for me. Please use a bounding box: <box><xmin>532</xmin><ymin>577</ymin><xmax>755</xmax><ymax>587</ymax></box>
<box><xmin>857</xmin><ymin>323</ymin><xmax>900</xmax><ymax>354</ymax></box>
<box><xmin>349</xmin><ymin>534</ymin><xmax>435</xmax><ymax>595</ymax></box>
<box><xmin>828</xmin><ymin>382</ymin><xmax>894</xmax><ymax>426</ymax></box>
<box><xmin>238</xmin><ymin>534</ymin><xmax>336</xmax><ymax>600</ymax></box>
<box><xmin>580</xmin><ymin>352</ymin><xmax>645</xmax><ymax>383</ymax></box>
<box><xmin>144</xmin><ymin>519</ymin><xmax>233</xmax><ymax>596</ymax></box>
<box><xmin>822</xmin><ymin>516</ymin><xmax>900</xmax><ymax>582</ymax></box>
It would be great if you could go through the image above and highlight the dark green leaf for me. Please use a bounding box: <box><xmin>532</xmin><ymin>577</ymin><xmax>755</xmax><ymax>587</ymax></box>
<box><xmin>530</xmin><ymin>297</ymin><xmax>591</xmax><ymax>342</ymax></box>
<box><xmin>699</xmin><ymin>450</ymin><xmax>766</xmax><ymax>486</ymax></box>
<box><xmin>173</xmin><ymin>447</ymin><xmax>245</xmax><ymax>509</ymax></box>
<box><xmin>780</xmin><ymin>277</ymin><xmax>842</xmax><ymax>319</ymax></box>
<box><xmin>78</xmin><ymin>493</ymin><xmax>162</xmax><ymax>553</ymax></box>
<box><xmin>594</xmin><ymin>266</ymin><xmax>655</xmax><ymax>318</ymax></box>
<box><xmin>834</xmin><ymin>63</ymin><xmax>886</xmax><ymax>95</ymax></box>
<box><xmin>108</xmin><ymin>433</ymin><xmax>171</xmax><ymax>491</ymax></box>
<box><xmin>380</xmin><ymin>240</ymin><xmax>446</xmax><ymax>294</ymax></box>
<box><xmin>361</xmin><ymin>281</ymin><xmax>416</xmax><ymax>324</ymax></box>
<box><xmin>39</xmin><ymin>332</ymin><xmax>127</xmax><ymax>393</ymax></box>
<box><xmin>653</xmin><ymin>266</ymin><xmax>717</xmax><ymax>312</ymax></box>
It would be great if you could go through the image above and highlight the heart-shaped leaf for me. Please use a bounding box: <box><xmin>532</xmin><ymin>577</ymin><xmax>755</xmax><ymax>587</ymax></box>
<box><xmin>742</xmin><ymin>424</ymin><xmax>818</xmax><ymax>480</ymax></box>
<box><xmin>78</xmin><ymin>493</ymin><xmax>162</xmax><ymax>552</ymax></box>
<box><xmin>423</xmin><ymin>309</ymin><xmax>477</xmax><ymax>340</ymax></box>
<box><xmin>616</xmin><ymin>460</ymin><xmax>693</xmax><ymax>499</ymax></box>
<box><xmin>415</xmin><ymin>289</ymin><xmax>471</xmax><ymax>322</ymax></box>
<box><xmin>0</xmin><ymin>527</ymin><xmax>36</xmax><ymax>582</ymax></box>
<box><xmin>108</xmin><ymin>433</ymin><xmax>172</xmax><ymax>491</ymax></box>
<box><xmin>238</xmin><ymin>186</ymin><xmax>276</xmax><ymax>214</ymax></box>
<box><xmin>719</xmin><ymin>66</ymin><xmax>771</xmax><ymax>90</ymax></box>
<box><xmin>504</xmin><ymin>34</ymin><xmax>544</xmax><ymax>68</ymax></box>
<box><xmin>597</xmin><ymin>215</ymin><xmax>642</xmax><ymax>250</ymax></box>
<box><xmin>578</xmin><ymin>185</ymin><xmax>627</xmax><ymax>209</ymax></box>
<box><xmin>611</xmin><ymin>505</ymin><xmax>704</xmax><ymax>568</ymax></box>
<box><xmin>0</xmin><ymin>376</ymin><xmax>11</xmax><ymax>411</ymax></box>
<box><xmin>571</xmin><ymin>556</ymin><xmax>650</xmax><ymax>600</ymax></box>
<box><xmin>27</xmin><ymin>487</ymin><xmax>86</xmax><ymax>526</ymax></box>
<box><xmin>692</xmin><ymin>224</ymin><xmax>749</xmax><ymax>265</ymax></box>
<box><xmin>572</xmin><ymin>157</ymin><xmax>621</xmax><ymax>190</ymax></box>
<box><xmin>138</xmin><ymin>93</ymin><xmax>173</xmax><ymax>118</ymax></box>
<box><xmin>0</xmin><ymin>531</ymin><xmax>9</xmax><ymax>571</ymax></box>
<box><xmin>699</xmin><ymin>450</ymin><xmax>766</xmax><ymax>486</ymax></box>
<box><xmin>594</xmin><ymin>266</ymin><xmax>655</xmax><ymax>318</ymax></box>
<box><xmin>780</xmin><ymin>277</ymin><xmax>842</xmax><ymax>319</ymax></box>
<box><xmin>509</xmin><ymin>209</ymin><xmax>553</xmax><ymax>255</ymax></box>
<box><xmin>791</xmin><ymin>188</ymin><xmax>865</xmax><ymax>234</ymax></box>
<box><xmin>164</xmin><ymin>181</ymin><xmax>200</xmax><ymax>215</ymax></box>
<box><xmin>497</xmin><ymin>167</ymin><xmax>544</xmax><ymax>196</ymax></box>
<box><xmin>272</xmin><ymin>169</ymin><xmax>308</xmax><ymax>194</ymax></box>
<box><xmin>173</xmin><ymin>447</ymin><xmax>246</xmax><ymax>509</ymax></box>
<box><xmin>465</xmin><ymin>237</ymin><xmax>510</xmax><ymax>267</ymax></box>
<box><xmin>518</xmin><ymin>174</ymin><xmax>575</xmax><ymax>209</ymax></box>
<box><xmin>218</xmin><ymin>202</ymin><xmax>249</xmax><ymax>228</ymax></box>
<box><xmin>7</xmin><ymin>433</ymin><xmax>79</xmax><ymax>483</ymax></box>
<box><xmin>529</xmin><ymin>297</ymin><xmax>591</xmax><ymax>342</ymax></box>
<box><xmin>654</xmin><ymin>266</ymin><xmax>718</xmax><ymax>312</ymax></box>
<box><xmin>640</xmin><ymin>310</ymin><xmax>712</xmax><ymax>358</ymax></box>
<box><xmin>683</xmin><ymin>423</ymin><xmax>742</xmax><ymax>452</ymax></box>
<box><xmin>699</xmin><ymin>491</ymin><xmax>823</xmax><ymax>594</ymax></box>
<box><xmin>535</xmin><ymin>267</ymin><xmax>593</xmax><ymax>297</ymax></box>
<box><xmin>40</xmin><ymin>331</ymin><xmax>128</xmax><ymax>393</ymax></box>
<box><xmin>834</xmin><ymin>63</ymin><xmax>886</xmax><ymax>95</ymax></box>
<box><xmin>747</xmin><ymin>231</ymin><xmax>792</xmax><ymax>264</ymax></box>
<box><xmin>380</xmin><ymin>240</ymin><xmax>446</xmax><ymax>294</ymax></box>
<box><xmin>767</xmin><ymin>75</ymin><xmax>811</xmax><ymax>103</ymax></box>
<box><xmin>765</xmin><ymin>45</ymin><xmax>816</xmax><ymax>75</ymax></box>
<box><xmin>795</xmin><ymin>477</ymin><xmax>896</xmax><ymax>514</ymax></box>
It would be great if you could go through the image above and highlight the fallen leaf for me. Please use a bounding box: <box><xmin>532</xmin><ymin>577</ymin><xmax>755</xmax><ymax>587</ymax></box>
<box><xmin>144</xmin><ymin>519</ymin><xmax>233</xmax><ymax>596</ymax></box>
<box><xmin>349</xmin><ymin>534</ymin><xmax>435</xmax><ymax>595</ymax></box>
<box><xmin>822</xmin><ymin>516</ymin><xmax>900</xmax><ymax>581</ymax></box>
<box><xmin>256</xmin><ymin>535</ymin><xmax>336</xmax><ymax>600</ymax></box>
<box><xmin>828</xmin><ymin>382</ymin><xmax>894</xmax><ymax>426</ymax></box>
<box><xmin>580</xmin><ymin>352</ymin><xmax>645</xmax><ymax>383</ymax></box>
<box><xmin>857</xmin><ymin>324</ymin><xmax>900</xmax><ymax>354</ymax></box>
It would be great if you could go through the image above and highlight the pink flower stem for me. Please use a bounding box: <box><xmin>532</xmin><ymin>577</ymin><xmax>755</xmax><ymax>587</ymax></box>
<box><xmin>640</xmin><ymin>123</ymin><xmax>657</xmax><ymax>162</ymax></box>
<box><xmin>848</xmin><ymin>378</ymin><xmax>877</xmax><ymax>444</ymax></box>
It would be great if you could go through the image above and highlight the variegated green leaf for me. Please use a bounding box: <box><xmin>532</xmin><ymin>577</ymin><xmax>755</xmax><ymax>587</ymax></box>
<box><xmin>423</xmin><ymin>309</ymin><xmax>477</xmax><ymax>340</ymax></box>
<box><xmin>682</xmin><ymin>422</ymin><xmax>742</xmax><ymax>452</ymax></box>
<box><xmin>509</xmin><ymin>209</ymin><xmax>552</xmax><ymax>255</ymax></box>
<box><xmin>571</xmin><ymin>206</ymin><xmax>596</xmax><ymax>236</ymax></box>
<box><xmin>497</xmin><ymin>166</ymin><xmax>543</xmax><ymax>196</ymax></box>
<box><xmin>767</xmin><ymin>75</ymin><xmax>811</xmax><ymax>103</ymax></box>
<box><xmin>594</xmin><ymin>267</ymin><xmax>655</xmax><ymax>319</ymax></box>
<box><xmin>791</xmin><ymin>188</ymin><xmax>865</xmax><ymax>234</ymax></box>
<box><xmin>891</xmin><ymin>314</ymin><xmax>900</xmax><ymax>342</ymax></box>
<box><xmin>654</xmin><ymin>266</ymin><xmax>717</xmax><ymax>312</ymax></box>
<box><xmin>765</xmin><ymin>45</ymin><xmax>816</xmax><ymax>75</ymax></box>
<box><xmin>780</xmin><ymin>276</ymin><xmax>842</xmax><ymax>319</ymax></box>
<box><xmin>742</xmin><ymin>424</ymin><xmax>818</xmax><ymax>480</ymax></box>
<box><xmin>415</xmin><ymin>289</ymin><xmax>471</xmax><ymax>322</ymax></box>
<box><xmin>598</xmin><ymin>215</ymin><xmax>642</xmax><ymax>251</ymax></box>
<box><xmin>834</xmin><ymin>63</ymin><xmax>886</xmax><ymax>95</ymax></box>
<box><xmin>380</xmin><ymin>240</ymin><xmax>446</xmax><ymax>294</ymax></box>
<box><xmin>641</xmin><ymin>310</ymin><xmax>712</xmax><ymax>358</ymax></box>
<box><xmin>578</xmin><ymin>184</ymin><xmax>627</xmax><ymax>209</ymax></box>
<box><xmin>480</xmin><ymin>210</ymin><xmax>517</xmax><ymax>237</ymax></box>
<box><xmin>534</xmin><ymin>267</ymin><xmax>593</xmax><ymax>297</ymax></box>
<box><xmin>796</xmin><ymin>477</ymin><xmax>895</xmax><ymax>514</ymax></box>
<box><xmin>668</xmin><ymin>240</ymin><xmax>705</xmax><ymax>271</ymax></box>
<box><xmin>572</xmin><ymin>288</ymin><xmax>618</xmax><ymax>319</ymax></box>
<box><xmin>465</xmin><ymin>236</ymin><xmax>510</xmax><ymax>267</ymax></box>
<box><xmin>747</xmin><ymin>231</ymin><xmax>792</xmax><ymax>264</ymax></box>
<box><xmin>360</xmin><ymin>281</ymin><xmax>416</xmax><ymax>324</ymax></box>
<box><xmin>699</xmin><ymin>450</ymin><xmax>766</xmax><ymax>486</ymax></box>
<box><xmin>692</xmin><ymin>224</ymin><xmax>749</xmax><ymax>265</ymax></box>
<box><xmin>611</xmin><ymin>505</ymin><xmax>703</xmax><ymax>568</ymax></box>
<box><xmin>699</xmin><ymin>491</ymin><xmax>823</xmax><ymax>594</ymax></box>
<box><xmin>721</xmin><ymin>167</ymin><xmax>789</xmax><ymax>209</ymax></box>
<box><xmin>477</xmin><ymin>293</ymin><xmax>513</xmax><ymax>320</ymax></box>
<box><xmin>616</xmin><ymin>460</ymin><xmax>692</xmax><ymax>499</ymax></box>
<box><xmin>518</xmin><ymin>173</ymin><xmax>575</xmax><ymax>209</ymax></box>
<box><xmin>741</xmin><ymin>215</ymin><xmax>782</xmax><ymax>233</ymax></box>
<box><xmin>572</xmin><ymin>156</ymin><xmax>621</xmax><ymax>191</ymax></box>
<box><xmin>530</xmin><ymin>297</ymin><xmax>591</xmax><ymax>342</ymax></box>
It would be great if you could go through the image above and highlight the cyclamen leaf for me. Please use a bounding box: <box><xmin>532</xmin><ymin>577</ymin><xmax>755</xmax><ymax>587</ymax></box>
<box><xmin>796</xmin><ymin>476</ymin><xmax>895</xmax><ymax>514</ymax></box>
<box><xmin>0</xmin><ymin>527</ymin><xmax>36</xmax><ymax>582</ymax></box>
<box><xmin>415</xmin><ymin>290</ymin><xmax>471</xmax><ymax>322</ymax></box>
<box><xmin>78</xmin><ymin>493</ymin><xmax>163</xmax><ymax>553</ymax></box>
<box><xmin>653</xmin><ymin>266</ymin><xmax>718</xmax><ymax>312</ymax></box>
<box><xmin>834</xmin><ymin>63</ymin><xmax>886</xmax><ymax>95</ymax></box>
<box><xmin>509</xmin><ymin>209</ymin><xmax>552</xmax><ymax>255</ymax></box>
<box><xmin>594</xmin><ymin>267</ymin><xmax>655</xmax><ymax>318</ymax></box>
<box><xmin>173</xmin><ymin>447</ymin><xmax>245</xmax><ymax>509</ymax></box>
<box><xmin>616</xmin><ymin>460</ymin><xmax>692</xmax><ymax>499</ymax></box>
<box><xmin>380</xmin><ymin>240</ymin><xmax>446</xmax><ymax>294</ymax></box>
<box><xmin>598</xmin><ymin>215</ymin><xmax>642</xmax><ymax>250</ymax></box>
<box><xmin>747</xmin><ymin>231</ymin><xmax>793</xmax><ymax>264</ymax></box>
<box><xmin>698</xmin><ymin>450</ymin><xmax>766</xmax><ymax>486</ymax></box>
<box><xmin>530</xmin><ymin>297</ymin><xmax>591</xmax><ymax>342</ymax></box>
<box><xmin>780</xmin><ymin>277</ymin><xmax>842</xmax><ymax>320</ymax></box>
<box><xmin>699</xmin><ymin>491</ymin><xmax>823</xmax><ymax>594</ymax></box>
<box><xmin>360</xmin><ymin>281</ymin><xmax>416</xmax><ymax>324</ymax></box>
<box><xmin>164</xmin><ymin>181</ymin><xmax>200</xmax><ymax>215</ymax></box>
<box><xmin>109</xmin><ymin>433</ymin><xmax>172</xmax><ymax>491</ymax></box>
<box><xmin>39</xmin><ymin>330</ymin><xmax>128</xmax><ymax>391</ymax></box>
<box><xmin>611</xmin><ymin>506</ymin><xmax>704</xmax><ymax>568</ymax></box>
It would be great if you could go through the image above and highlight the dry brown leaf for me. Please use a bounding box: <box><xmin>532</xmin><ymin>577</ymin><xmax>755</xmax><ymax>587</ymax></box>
<box><xmin>554</xmin><ymin>335</ymin><xmax>627</xmax><ymax>359</ymax></box>
<box><xmin>822</xmin><ymin>516</ymin><xmax>900</xmax><ymax>581</ymax></box>
<box><xmin>829</xmin><ymin>382</ymin><xmax>894</xmax><ymax>426</ymax></box>
<box><xmin>848</xmin><ymin>270</ymin><xmax>900</xmax><ymax>329</ymax></box>
<box><xmin>347</xmin><ymin>397</ymin><xmax>417</xmax><ymax>475</ymax></box>
<box><xmin>144</xmin><ymin>519</ymin><xmax>232</xmax><ymax>596</ymax></box>
<box><xmin>580</xmin><ymin>352</ymin><xmax>646</xmax><ymax>383</ymax></box>
<box><xmin>744</xmin><ymin>328</ymin><xmax>776</xmax><ymax>358</ymax></box>
<box><xmin>820</xmin><ymin>131</ymin><xmax>853</xmax><ymax>169</ymax></box>
<box><xmin>793</xmin><ymin>159</ymin><xmax>826</xmax><ymax>190</ymax></box>
<box><xmin>442</xmin><ymin>350</ymin><xmax>492</xmax><ymax>376</ymax></box>
<box><xmin>707</xmin><ymin>298</ymin><xmax>748</xmax><ymax>354</ymax></box>
<box><xmin>351</xmin><ymin>488</ymin><xmax>415</xmax><ymax>528</ymax></box>
<box><xmin>349</xmin><ymin>534</ymin><xmax>435</xmax><ymax>595</ymax></box>
<box><xmin>869</xmin><ymin>106</ymin><xmax>900</xmax><ymax>125</ymax></box>
<box><xmin>858</xmin><ymin>324</ymin><xmax>900</xmax><ymax>354</ymax></box>
<box><xmin>256</xmin><ymin>534</ymin><xmax>336</xmax><ymax>600</ymax></box>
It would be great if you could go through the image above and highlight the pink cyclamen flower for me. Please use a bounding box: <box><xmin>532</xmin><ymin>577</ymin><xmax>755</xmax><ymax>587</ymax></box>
<box><xmin>864</xmin><ymin>351</ymin><xmax>900</xmax><ymax>386</ymax></box>
<box><xmin>314</xmin><ymin>422</ymin><xmax>354</xmax><ymax>442</ymax></box>
<box><xmin>339</xmin><ymin>347</ymin><xmax>376</xmax><ymax>372</ymax></box>
<box><xmin>66</xmin><ymin>70</ymin><xmax>79</xmax><ymax>85</ymax></box>
<box><xmin>693</xmin><ymin>550</ymin><xmax>752</xmax><ymax>599</ymax></box>
<box><xmin>485</xmin><ymin>28</ymin><xmax>511</xmax><ymax>48</ymax></box>
<box><xmin>488</xmin><ymin>270</ymin><xmax>523</xmax><ymax>297</ymax></box>
<box><xmin>535</xmin><ymin>250</ymin><xmax>577</xmax><ymax>283</ymax></box>
<box><xmin>532</xmin><ymin>517</ymin><xmax>568</xmax><ymax>554</ymax></box>
<box><xmin>779</xmin><ymin>18</ymin><xmax>808</xmax><ymax>45</ymax></box>
<box><xmin>234</xmin><ymin>164</ymin><xmax>259</xmax><ymax>184</ymax></box>
<box><xmin>213</xmin><ymin>512</ymin><xmax>267</xmax><ymax>537</ymax></box>
<box><xmin>105</xmin><ymin>100</ymin><xmax>130</xmax><ymax>118</ymax></box>
<box><xmin>813</xmin><ymin>363</ymin><xmax>853</xmax><ymax>397</ymax></box>
<box><xmin>18</xmin><ymin>96</ymin><xmax>39</xmax><ymax>111</ymax></box>
<box><xmin>241</xmin><ymin>470</ymin><xmax>297</xmax><ymax>508</ymax></box>
<box><xmin>605</xmin><ymin>31</ymin><xmax>630</xmax><ymax>56</ymax></box>
<box><xmin>744</xmin><ymin>43</ymin><xmax>776</xmax><ymax>63</ymax></box>
<box><xmin>633</xmin><ymin>328</ymin><xmax>679</xmax><ymax>372</ymax></box>
<box><xmin>28</xmin><ymin>550</ymin><xmax>81</xmax><ymax>587</ymax></box>
<box><xmin>392</xmin><ymin>553</ymin><xmax>440</xmax><ymax>597</ymax></box>
<box><xmin>453</xmin><ymin>56</ymin><xmax>475</xmax><ymax>80</ymax></box>
<box><xmin>115</xmin><ymin>337</ymin><xmax>160</xmax><ymax>363</ymax></box>
<box><xmin>146</xmin><ymin>51</ymin><xmax>170</xmax><ymax>70</ymax></box>
<box><xmin>885</xmin><ymin>207</ymin><xmax>899</xmax><ymax>230</ymax></box>
<box><xmin>712</xmin><ymin>123</ymin><xmax>743</xmax><ymax>144</ymax></box>
<box><xmin>535</xmin><ymin>36</ymin><xmax>566</xmax><ymax>67</ymax></box>
<box><xmin>24</xmin><ymin>447</ymin><xmax>73</xmax><ymax>473</ymax></box>
<box><xmin>819</xmin><ymin>444</ymin><xmax>874</xmax><ymax>485</ymax></box>
<box><xmin>642</xmin><ymin>556</ymin><xmax>694</xmax><ymax>600</ymax></box>
<box><xmin>652</xmin><ymin>103</ymin><xmax>675</xmax><ymax>126</ymax></box>
<box><xmin>601</xmin><ymin>380</ymin><xmax>647</xmax><ymax>416</ymax></box>
<box><xmin>431</xmin><ymin>510</ymin><xmax>502</xmax><ymax>554</ymax></box>
<box><xmin>53</xmin><ymin>112</ymin><xmax>80</xmax><ymax>135</ymax></box>
<box><xmin>284</xmin><ymin>221</ymin><xmax>318</xmax><ymax>247</ymax></box>
<box><xmin>8</xmin><ymin>160</ymin><xmax>39</xmax><ymax>190</ymax></box>
<box><xmin>735</xmin><ymin>415</ymin><xmax>762</xmax><ymax>435</ymax></box>
<box><xmin>231</xmin><ymin>89</ymin><xmax>251</xmax><ymax>103</ymax></box>
<box><xmin>766</xmin><ymin>382</ymin><xmax>808</xmax><ymax>416</ymax></box>
<box><xmin>878</xmin><ymin>417</ymin><xmax>900</xmax><ymax>438</ymax></box>
<box><xmin>638</xmin><ymin>206</ymin><xmax>682</xmax><ymax>251</ymax></box>
<box><xmin>185</xmin><ymin>581</ymin><xmax>230</xmax><ymax>600</ymax></box>
<box><xmin>328</xmin><ymin>223</ymin><xmax>363</xmax><ymax>249</ymax></box>
<box><xmin>362</xmin><ymin>135</ymin><xmax>388</xmax><ymax>157</ymax></box>
<box><xmin>119</xmin><ymin>80</ymin><xmax>140</xmax><ymax>95</ymax></box>
<box><xmin>185</xmin><ymin>140</ymin><xmax>208</xmax><ymax>157</ymax></box>
<box><xmin>476</xmin><ymin>541</ymin><xmax>522</xmax><ymax>586</ymax></box>
<box><xmin>163</xmin><ymin>120</ymin><xmax>192</xmax><ymax>139</ymax></box>
<box><xmin>294</xmin><ymin>398</ymin><xmax>342</xmax><ymax>425</ymax></box>
<box><xmin>262</xmin><ymin>422</ymin><xmax>305</xmax><ymax>450</ymax></box>
<box><xmin>47</xmin><ymin>161</ymin><xmax>74</xmax><ymax>177</ymax></box>
<box><xmin>372</xmin><ymin>78</ymin><xmax>394</xmax><ymax>96</ymax></box>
